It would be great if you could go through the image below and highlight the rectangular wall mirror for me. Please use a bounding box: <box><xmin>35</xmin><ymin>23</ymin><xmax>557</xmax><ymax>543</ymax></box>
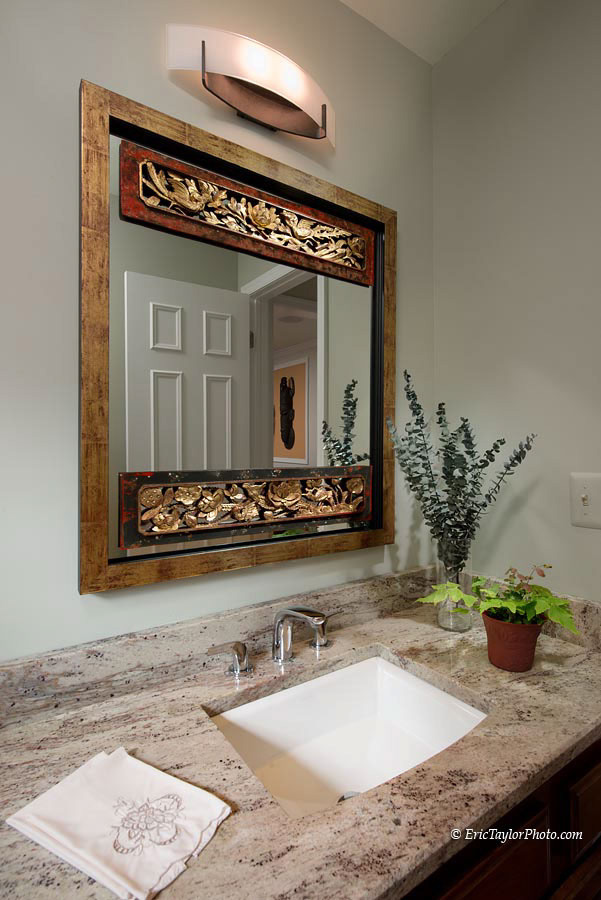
<box><xmin>80</xmin><ymin>82</ymin><xmax>396</xmax><ymax>592</ymax></box>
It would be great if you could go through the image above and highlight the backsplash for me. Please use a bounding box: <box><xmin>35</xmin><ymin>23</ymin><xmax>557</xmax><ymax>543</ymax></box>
<box><xmin>542</xmin><ymin>595</ymin><xmax>601</xmax><ymax>650</ymax></box>
<box><xmin>0</xmin><ymin>569</ymin><xmax>431</xmax><ymax>726</ymax></box>
<box><xmin>2</xmin><ymin>567</ymin><xmax>597</xmax><ymax>728</ymax></box>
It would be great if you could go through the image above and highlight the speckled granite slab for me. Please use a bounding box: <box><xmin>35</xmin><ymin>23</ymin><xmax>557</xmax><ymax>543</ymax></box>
<box><xmin>542</xmin><ymin>592</ymin><xmax>601</xmax><ymax>649</ymax></box>
<box><xmin>2</xmin><ymin>604</ymin><xmax>601</xmax><ymax>900</ymax></box>
<box><xmin>0</xmin><ymin>570</ymin><xmax>431</xmax><ymax>727</ymax></box>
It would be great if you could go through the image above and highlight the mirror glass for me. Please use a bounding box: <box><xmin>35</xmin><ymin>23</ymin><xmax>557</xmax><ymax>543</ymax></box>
<box><xmin>108</xmin><ymin>137</ymin><xmax>373</xmax><ymax>559</ymax></box>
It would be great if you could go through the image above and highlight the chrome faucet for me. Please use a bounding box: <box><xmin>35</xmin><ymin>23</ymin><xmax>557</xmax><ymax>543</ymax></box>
<box><xmin>207</xmin><ymin>641</ymin><xmax>253</xmax><ymax>676</ymax></box>
<box><xmin>272</xmin><ymin>606</ymin><xmax>329</xmax><ymax>663</ymax></box>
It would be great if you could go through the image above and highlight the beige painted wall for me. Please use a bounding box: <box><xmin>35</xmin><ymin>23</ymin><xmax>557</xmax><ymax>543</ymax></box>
<box><xmin>237</xmin><ymin>254</ymin><xmax>277</xmax><ymax>289</ymax></box>
<box><xmin>433</xmin><ymin>0</ymin><xmax>601</xmax><ymax>602</ymax></box>
<box><xmin>0</xmin><ymin>0</ymin><xmax>433</xmax><ymax>659</ymax></box>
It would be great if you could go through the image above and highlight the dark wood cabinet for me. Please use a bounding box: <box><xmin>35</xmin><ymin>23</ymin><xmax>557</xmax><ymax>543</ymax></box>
<box><xmin>407</xmin><ymin>738</ymin><xmax>601</xmax><ymax>900</ymax></box>
<box><xmin>569</xmin><ymin>759</ymin><xmax>601</xmax><ymax>862</ymax></box>
<box><xmin>548</xmin><ymin>842</ymin><xmax>601</xmax><ymax>899</ymax></box>
<box><xmin>436</xmin><ymin>806</ymin><xmax>552</xmax><ymax>900</ymax></box>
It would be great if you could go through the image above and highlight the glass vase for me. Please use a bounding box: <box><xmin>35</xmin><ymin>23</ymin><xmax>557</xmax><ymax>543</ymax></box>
<box><xmin>435</xmin><ymin>560</ymin><xmax>473</xmax><ymax>633</ymax></box>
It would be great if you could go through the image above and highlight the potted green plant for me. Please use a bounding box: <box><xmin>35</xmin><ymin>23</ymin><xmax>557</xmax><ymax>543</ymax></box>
<box><xmin>387</xmin><ymin>371</ymin><xmax>536</xmax><ymax>633</ymax></box>
<box><xmin>419</xmin><ymin>565</ymin><xmax>578</xmax><ymax>671</ymax></box>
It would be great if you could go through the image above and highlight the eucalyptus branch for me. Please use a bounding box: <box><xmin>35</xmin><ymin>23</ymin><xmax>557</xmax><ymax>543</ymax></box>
<box><xmin>483</xmin><ymin>468</ymin><xmax>512</xmax><ymax>507</ymax></box>
<box><xmin>387</xmin><ymin>372</ymin><xmax>537</xmax><ymax>575</ymax></box>
<box><xmin>403</xmin><ymin>372</ymin><xmax>441</xmax><ymax>505</ymax></box>
<box><xmin>482</xmin><ymin>436</ymin><xmax>537</xmax><ymax>508</ymax></box>
<box><xmin>322</xmin><ymin>380</ymin><xmax>369</xmax><ymax>466</ymax></box>
<box><xmin>417</xmin><ymin>426</ymin><xmax>441</xmax><ymax>505</ymax></box>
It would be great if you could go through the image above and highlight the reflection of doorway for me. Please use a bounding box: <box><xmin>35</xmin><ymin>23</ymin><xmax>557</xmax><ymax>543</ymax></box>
<box><xmin>241</xmin><ymin>264</ymin><xmax>328</xmax><ymax>469</ymax></box>
<box><xmin>272</xmin><ymin>284</ymin><xmax>317</xmax><ymax>466</ymax></box>
<box><xmin>125</xmin><ymin>272</ymin><xmax>250</xmax><ymax>472</ymax></box>
<box><xmin>124</xmin><ymin>271</ymin><xmax>252</xmax><ymax>556</ymax></box>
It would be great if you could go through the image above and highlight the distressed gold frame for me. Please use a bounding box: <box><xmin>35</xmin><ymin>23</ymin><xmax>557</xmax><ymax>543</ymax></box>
<box><xmin>80</xmin><ymin>80</ymin><xmax>396</xmax><ymax>593</ymax></box>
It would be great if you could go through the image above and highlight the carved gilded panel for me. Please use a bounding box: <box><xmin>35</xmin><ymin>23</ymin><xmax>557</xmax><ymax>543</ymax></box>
<box><xmin>119</xmin><ymin>141</ymin><xmax>375</xmax><ymax>286</ymax></box>
<box><xmin>120</xmin><ymin>467</ymin><xmax>372</xmax><ymax>549</ymax></box>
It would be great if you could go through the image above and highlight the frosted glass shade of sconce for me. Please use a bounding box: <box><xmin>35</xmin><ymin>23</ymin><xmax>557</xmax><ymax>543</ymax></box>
<box><xmin>166</xmin><ymin>24</ymin><xmax>335</xmax><ymax>146</ymax></box>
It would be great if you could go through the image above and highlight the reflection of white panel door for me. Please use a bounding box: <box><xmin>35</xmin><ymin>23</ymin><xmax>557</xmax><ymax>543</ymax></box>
<box><xmin>125</xmin><ymin>272</ymin><xmax>250</xmax><ymax>472</ymax></box>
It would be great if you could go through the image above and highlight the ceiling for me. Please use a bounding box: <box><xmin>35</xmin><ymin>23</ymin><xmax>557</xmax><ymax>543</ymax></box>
<box><xmin>273</xmin><ymin>294</ymin><xmax>317</xmax><ymax>351</ymax></box>
<box><xmin>339</xmin><ymin>0</ymin><xmax>506</xmax><ymax>64</ymax></box>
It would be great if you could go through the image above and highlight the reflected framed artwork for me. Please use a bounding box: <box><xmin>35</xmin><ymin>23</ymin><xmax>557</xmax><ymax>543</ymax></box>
<box><xmin>273</xmin><ymin>358</ymin><xmax>308</xmax><ymax>465</ymax></box>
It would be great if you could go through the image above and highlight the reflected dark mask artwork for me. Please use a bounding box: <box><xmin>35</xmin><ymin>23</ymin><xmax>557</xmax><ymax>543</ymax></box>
<box><xmin>279</xmin><ymin>376</ymin><xmax>296</xmax><ymax>450</ymax></box>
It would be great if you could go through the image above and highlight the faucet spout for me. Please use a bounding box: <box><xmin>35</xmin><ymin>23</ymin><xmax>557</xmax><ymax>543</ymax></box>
<box><xmin>272</xmin><ymin>605</ymin><xmax>329</xmax><ymax>663</ymax></box>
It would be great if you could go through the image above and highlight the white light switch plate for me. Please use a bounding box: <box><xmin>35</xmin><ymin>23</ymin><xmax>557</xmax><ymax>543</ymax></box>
<box><xmin>570</xmin><ymin>473</ymin><xmax>601</xmax><ymax>529</ymax></box>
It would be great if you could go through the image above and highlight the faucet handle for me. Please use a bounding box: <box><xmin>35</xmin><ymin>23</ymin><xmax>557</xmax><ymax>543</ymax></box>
<box><xmin>311</xmin><ymin>610</ymin><xmax>340</xmax><ymax>648</ymax></box>
<box><xmin>207</xmin><ymin>641</ymin><xmax>253</xmax><ymax>676</ymax></box>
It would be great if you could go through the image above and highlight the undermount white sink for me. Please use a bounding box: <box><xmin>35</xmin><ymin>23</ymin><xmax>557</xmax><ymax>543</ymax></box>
<box><xmin>211</xmin><ymin>656</ymin><xmax>486</xmax><ymax>818</ymax></box>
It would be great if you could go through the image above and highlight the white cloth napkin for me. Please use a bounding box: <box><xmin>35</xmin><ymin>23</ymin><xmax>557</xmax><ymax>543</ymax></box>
<box><xmin>6</xmin><ymin>747</ymin><xmax>231</xmax><ymax>899</ymax></box>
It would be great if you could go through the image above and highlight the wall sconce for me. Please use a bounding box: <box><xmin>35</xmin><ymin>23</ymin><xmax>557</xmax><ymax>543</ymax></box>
<box><xmin>166</xmin><ymin>25</ymin><xmax>335</xmax><ymax>146</ymax></box>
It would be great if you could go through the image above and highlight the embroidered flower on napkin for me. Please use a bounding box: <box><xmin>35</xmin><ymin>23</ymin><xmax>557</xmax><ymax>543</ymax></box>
<box><xmin>113</xmin><ymin>794</ymin><xmax>183</xmax><ymax>855</ymax></box>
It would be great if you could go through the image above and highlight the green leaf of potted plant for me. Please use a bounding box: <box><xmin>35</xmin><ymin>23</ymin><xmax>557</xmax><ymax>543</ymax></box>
<box><xmin>418</xmin><ymin>565</ymin><xmax>578</xmax><ymax>671</ymax></box>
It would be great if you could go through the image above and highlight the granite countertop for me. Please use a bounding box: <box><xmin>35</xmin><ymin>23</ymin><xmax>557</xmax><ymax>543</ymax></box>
<box><xmin>2</xmin><ymin>600</ymin><xmax>601</xmax><ymax>899</ymax></box>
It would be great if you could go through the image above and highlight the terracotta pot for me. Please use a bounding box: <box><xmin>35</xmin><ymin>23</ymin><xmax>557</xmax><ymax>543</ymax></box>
<box><xmin>482</xmin><ymin>612</ymin><xmax>543</xmax><ymax>672</ymax></box>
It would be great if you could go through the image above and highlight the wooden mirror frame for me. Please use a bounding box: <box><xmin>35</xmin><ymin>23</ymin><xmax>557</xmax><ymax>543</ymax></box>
<box><xmin>79</xmin><ymin>81</ymin><xmax>396</xmax><ymax>593</ymax></box>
